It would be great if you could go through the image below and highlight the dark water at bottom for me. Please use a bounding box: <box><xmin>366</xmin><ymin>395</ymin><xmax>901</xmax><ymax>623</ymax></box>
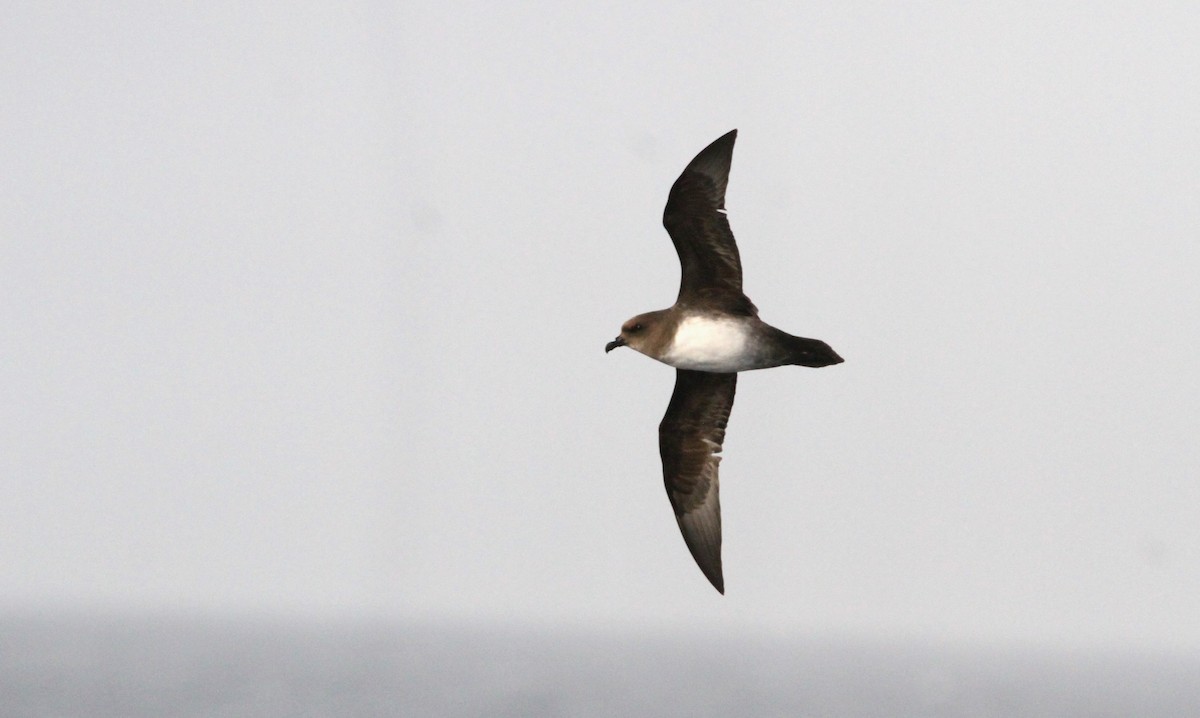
<box><xmin>1</xmin><ymin>613</ymin><xmax>1197</xmax><ymax>717</ymax></box>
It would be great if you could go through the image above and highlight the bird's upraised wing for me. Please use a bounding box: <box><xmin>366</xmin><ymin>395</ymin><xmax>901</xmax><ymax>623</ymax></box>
<box><xmin>662</xmin><ymin>129</ymin><xmax>756</xmax><ymax>316</ymax></box>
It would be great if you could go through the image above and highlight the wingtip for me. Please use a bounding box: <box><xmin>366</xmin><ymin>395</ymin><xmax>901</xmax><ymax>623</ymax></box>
<box><xmin>690</xmin><ymin>129</ymin><xmax>737</xmax><ymax>167</ymax></box>
<box><xmin>673</xmin><ymin>130</ymin><xmax>738</xmax><ymax>208</ymax></box>
<box><xmin>712</xmin><ymin>128</ymin><xmax>737</xmax><ymax>153</ymax></box>
<box><xmin>676</xmin><ymin>510</ymin><xmax>725</xmax><ymax>596</ymax></box>
<box><xmin>698</xmin><ymin>558</ymin><xmax>725</xmax><ymax>594</ymax></box>
<box><xmin>695</xmin><ymin>552</ymin><xmax>725</xmax><ymax>595</ymax></box>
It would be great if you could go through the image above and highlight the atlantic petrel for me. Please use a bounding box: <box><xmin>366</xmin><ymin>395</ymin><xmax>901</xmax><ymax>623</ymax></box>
<box><xmin>605</xmin><ymin>129</ymin><xmax>843</xmax><ymax>594</ymax></box>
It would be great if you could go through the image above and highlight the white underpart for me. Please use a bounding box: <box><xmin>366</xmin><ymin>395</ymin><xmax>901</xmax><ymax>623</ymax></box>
<box><xmin>661</xmin><ymin>315</ymin><xmax>754</xmax><ymax>372</ymax></box>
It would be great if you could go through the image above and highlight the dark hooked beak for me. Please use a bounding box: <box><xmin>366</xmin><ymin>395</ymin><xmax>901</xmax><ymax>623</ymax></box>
<box><xmin>605</xmin><ymin>336</ymin><xmax>626</xmax><ymax>353</ymax></box>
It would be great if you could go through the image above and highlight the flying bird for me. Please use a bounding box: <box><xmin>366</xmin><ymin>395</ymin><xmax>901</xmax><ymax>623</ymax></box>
<box><xmin>605</xmin><ymin>129</ymin><xmax>843</xmax><ymax>594</ymax></box>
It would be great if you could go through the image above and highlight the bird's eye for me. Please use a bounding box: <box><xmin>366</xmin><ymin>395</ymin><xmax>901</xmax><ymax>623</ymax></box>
<box><xmin>632</xmin><ymin>323</ymin><xmax>643</xmax><ymax>332</ymax></box>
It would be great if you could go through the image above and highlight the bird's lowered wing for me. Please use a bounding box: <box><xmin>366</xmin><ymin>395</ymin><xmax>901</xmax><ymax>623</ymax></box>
<box><xmin>658</xmin><ymin>369</ymin><xmax>737</xmax><ymax>594</ymax></box>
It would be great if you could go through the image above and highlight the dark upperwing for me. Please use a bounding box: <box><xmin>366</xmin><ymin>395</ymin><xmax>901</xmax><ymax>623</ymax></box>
<box><xmin>658</xmin><ymin>369</ymin><xmax>737</xmax><ymax>594</ymax></box>
<box><xmin>661</xmin><ymin>129</ymin><xmax>757</xmax><ymax>317</ymax></box>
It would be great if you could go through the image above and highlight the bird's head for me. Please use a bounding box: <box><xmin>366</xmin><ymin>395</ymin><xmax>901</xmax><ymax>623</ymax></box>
<box><xmin>605</xmin><ymin>310</ymin><xmax>667</xmax><ymax>355</ymax></box>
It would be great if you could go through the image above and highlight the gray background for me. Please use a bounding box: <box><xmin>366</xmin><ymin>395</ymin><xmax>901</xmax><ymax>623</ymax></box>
<box><xmin>3</xmin><ymin>2</ymin><xmax>1198</xmax><ymax>653</ymax></box>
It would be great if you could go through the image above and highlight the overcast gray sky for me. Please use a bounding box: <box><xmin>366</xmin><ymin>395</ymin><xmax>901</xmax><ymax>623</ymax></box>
<box><xmin>3</xmin><ymin>2</ymin><xmax>1199</xmax><ymax>651</ymax></box>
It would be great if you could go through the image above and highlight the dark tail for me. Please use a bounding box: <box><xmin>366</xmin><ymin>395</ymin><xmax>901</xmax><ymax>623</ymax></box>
<box><xmin>784</xmin><ymin>335</ymin><xmax>843</xmax><ymax>368</ymax></box>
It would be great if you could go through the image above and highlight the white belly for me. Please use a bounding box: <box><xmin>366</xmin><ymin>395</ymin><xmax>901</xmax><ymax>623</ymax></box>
<box><xmin>661</xmin><ymin>316</ymin><xmax>754</xmax><ymax>372</ymax></box>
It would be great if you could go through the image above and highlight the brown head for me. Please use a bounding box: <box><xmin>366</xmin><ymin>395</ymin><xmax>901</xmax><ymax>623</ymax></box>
<box><xmin>605</xmin><ymin>310</ymin><xmax>670</xmax><ymax>356</ymax></box>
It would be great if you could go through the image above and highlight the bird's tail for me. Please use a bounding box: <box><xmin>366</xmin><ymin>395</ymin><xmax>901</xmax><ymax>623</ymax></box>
<box><xmin>783</xmin><ymin>334</ymin><xmax>843</xmax><ymax>367</ymax></box>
